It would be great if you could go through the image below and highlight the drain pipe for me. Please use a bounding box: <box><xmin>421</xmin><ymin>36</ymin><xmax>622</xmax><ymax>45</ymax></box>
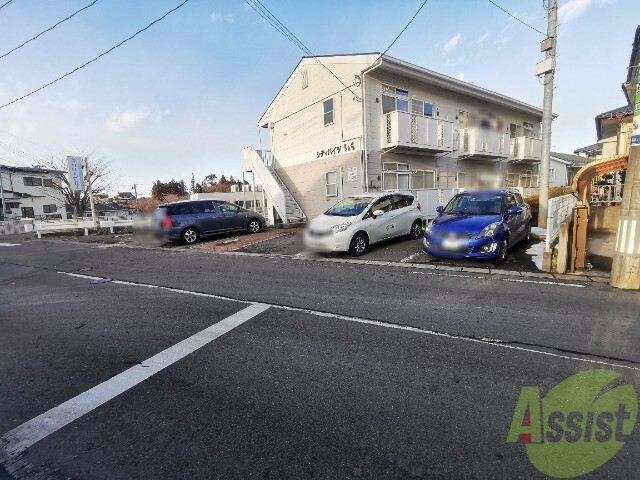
<box><xmin>360</xmin><ymin>56</ymin><xmax>383</xmax><ymax>193</ymax></box>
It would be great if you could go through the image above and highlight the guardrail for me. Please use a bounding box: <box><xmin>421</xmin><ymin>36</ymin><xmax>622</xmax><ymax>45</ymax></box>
<box><xmin>546</xmin><ymin>194</ymin><xmax>577</xmax><ymax>250</ymax></box>
<box><xmin>22</xmin><ymin>218</ymin><xmax>135</xmax><ymax>238</ymax></box>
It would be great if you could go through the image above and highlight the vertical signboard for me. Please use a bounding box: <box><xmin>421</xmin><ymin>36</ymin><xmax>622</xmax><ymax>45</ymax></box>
<box><xmin>67</xmin><ymin>156</ymin><xmax>84</xmax><ymax>191</ymax></box>
<box><xmin>631</xmin><ymin>78</ymin><xmax>640</xmax><ymax>147</ymax></box>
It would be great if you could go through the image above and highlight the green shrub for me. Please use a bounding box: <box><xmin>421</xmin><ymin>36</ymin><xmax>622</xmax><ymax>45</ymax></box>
<box><xmin>525</xmin><ymin>187</ymin><xmax>574</xmax><ymax>226</ymax></box>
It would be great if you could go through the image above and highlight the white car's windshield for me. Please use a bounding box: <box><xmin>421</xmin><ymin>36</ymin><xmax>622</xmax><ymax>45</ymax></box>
<box><xmin>325</xmin><ymin>197</ymin><xmax>373</xmax><ymax>217</ymax></box>
<box><xmin>443</xmin><ymin>194</ymin><xmax>504</xmax><ymax>215</ymax></box>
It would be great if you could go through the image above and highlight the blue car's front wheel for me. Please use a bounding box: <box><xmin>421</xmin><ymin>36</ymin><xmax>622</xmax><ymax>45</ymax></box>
<box><xmin>495</xmin><ymin>237</ymin><xmax>508</xmax><ymax>264</ymax></box>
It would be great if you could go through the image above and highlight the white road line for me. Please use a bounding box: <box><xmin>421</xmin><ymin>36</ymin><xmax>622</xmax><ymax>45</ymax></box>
<box><xmin>0</xmin><ymin>243</ymin><xmax>20</xmax><ymax>246</ymax></box>
<box><xmin>0</xmin><ymin>303</ymin><xmax>270</xmax><ymax>460</ymax></box>
<box><xmin>501</xmin><ymin>278</ymin><xmax>585</xmax><ymax>288</ymax></box>
<box><xmin>57</xmin><ymin>271</ymin><xmax>639</xmax><ymax>374</ymax></box>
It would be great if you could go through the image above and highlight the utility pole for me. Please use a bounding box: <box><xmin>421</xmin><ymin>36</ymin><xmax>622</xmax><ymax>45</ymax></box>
<box><xmin>610</xmin><ymin>77</ymin><xmax>640</xmax><ymax>289</ymax></box>
<box><xmin>537</xmin><ymin>0</ymin><xmax>557</xmax><ymax>229</ymax></box>
<box><xmin>83</xmin><ymin>157</ymin><xmax>97</xmax><ymax>225</ymax></box>
<box><xmin>131</xmin><ymin>184</ymin><xmax>140</xmax><ymax>212</ymax></box>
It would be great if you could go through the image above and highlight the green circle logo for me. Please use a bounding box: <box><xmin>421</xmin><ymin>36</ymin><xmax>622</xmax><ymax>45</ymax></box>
<box><xmin>507</xmin><ymin>369</ymin><xmax>638</xmax><ymax>478</ymax></box>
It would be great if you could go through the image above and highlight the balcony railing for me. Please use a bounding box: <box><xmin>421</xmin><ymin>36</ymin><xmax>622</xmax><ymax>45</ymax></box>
<box><xmin>458</xmin><ymin>127</ymin><xmax>510</xmax><ymax>159</ymax></box>
<box><xmin>509</xmin><ymin>136</ymin><xmax>542</xmax><ymax>161</ymax></box>
<box><xmin>380</xmin><ymin>111</ymin><xmax>454</xmax><ymax>152</ymax></box>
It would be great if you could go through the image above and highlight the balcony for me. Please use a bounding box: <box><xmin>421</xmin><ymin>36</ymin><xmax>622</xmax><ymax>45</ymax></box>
<box><xmin>458</xmin><ymin>127</ymin><xmax>510</xmax><ymax>159</ymax></box>
<box><xmin>380</xmin><ymin>111</ymin><xmax>454</xmax><ymax>152</ymax></box>
<box><xmin>509</xmin><ymin>136</ymin><xmax>542</xmax><ymax>162</ymax></box>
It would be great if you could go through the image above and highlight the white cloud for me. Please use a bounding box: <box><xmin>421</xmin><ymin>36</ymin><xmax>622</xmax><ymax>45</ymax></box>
<box><xmin>211</xmin><ymin>11</ymin><xmax>234</xmax><ymax>23</ymax></box>
<box><xmin>558</xmin><ymin>0</ymin><xmax>592</xmax><ymax>23</ymax></box>
<box><xmin>476</xmin><ymin>33</ymin><xmax>490</xmax><ymax>44</ymax></box>
<box><xmin>443</xmin><ymin>34</ymin><xmax>462</xmax><ymax>54</ymax></box>
<box><xmin>105</xmin><ymin>108</ymin><xmax>148</xmax><ymax>133</ymax></box>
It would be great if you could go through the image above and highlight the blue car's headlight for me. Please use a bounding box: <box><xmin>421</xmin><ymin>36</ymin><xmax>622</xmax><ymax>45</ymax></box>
<box><xmin>477</xmin><ymin>222</ymin><xmax>500</xmax><ymax>239</ymax></box>
<box><xmin>331</xmin><ymin>222</ymin><xmax>352</xmax><ymax>233</ymax></box>
<box><xmin>424</xmin><ymin>223</ymin><xmax>433</xmax><ymax>235</ymax></box>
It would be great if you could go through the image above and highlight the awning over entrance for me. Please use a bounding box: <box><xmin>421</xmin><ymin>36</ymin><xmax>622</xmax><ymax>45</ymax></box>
<box><xmin>570</xmin><ymin>153</ymin><xmax>629</xmax><ymax>205</ymax></box>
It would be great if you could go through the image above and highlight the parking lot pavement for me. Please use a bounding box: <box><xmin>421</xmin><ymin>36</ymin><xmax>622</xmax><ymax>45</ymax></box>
<box><xmin>236</xmin><ymin>228</ymin><xmax>544</xmax><ymax>273</ymax></box>
<box><xmin>3</xmin><ymin>226</ymin><xmax>610</xmax><ymax>281</ymax></box>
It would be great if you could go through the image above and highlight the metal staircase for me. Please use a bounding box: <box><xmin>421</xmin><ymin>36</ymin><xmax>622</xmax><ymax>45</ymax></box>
<box><xmin>241</xmin><ymin>147</ymin><xmax>306</xmax><ymax>224</ymax></box>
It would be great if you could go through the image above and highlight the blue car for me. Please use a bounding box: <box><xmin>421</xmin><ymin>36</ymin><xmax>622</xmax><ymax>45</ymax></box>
<box><xmin>423</xmin><ymin>189</ymin><xmax>532</xmax><ymax>262</ymax></box>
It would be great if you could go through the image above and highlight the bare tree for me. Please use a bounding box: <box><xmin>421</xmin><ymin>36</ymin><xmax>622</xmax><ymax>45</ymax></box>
<box><xmin>37</xmin><ymin>153</ymin><xmax>113</xmax><ymax>220</ymax></box>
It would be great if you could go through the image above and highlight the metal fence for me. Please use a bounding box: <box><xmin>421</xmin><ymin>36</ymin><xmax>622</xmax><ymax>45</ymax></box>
<box><xmin>591</xmin><ymin>184</ymin><xmax>623</xmax><ymax>203</ymax></box>
<box><xmin>546</xmin><ymin>194</ymin><xmax>577</xmax><ymax>250</ymax></box>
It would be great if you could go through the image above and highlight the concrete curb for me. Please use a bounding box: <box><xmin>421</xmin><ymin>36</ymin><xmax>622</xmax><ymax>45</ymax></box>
<box><xmin>218</xmin><ymin>250</ymin><xmax>607</xmax><ymax>285</ymax></box>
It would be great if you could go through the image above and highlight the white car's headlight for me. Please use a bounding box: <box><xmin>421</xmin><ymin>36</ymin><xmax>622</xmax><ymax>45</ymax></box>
<box><xmin>331</xmin><ymin>222</ymin><xmax>352</xmax><ymax>233</ymax></box>
<box><xmin>477</xmin><ymin>222</ymin><xmax>500</xmax><ymax>238</ymax></box>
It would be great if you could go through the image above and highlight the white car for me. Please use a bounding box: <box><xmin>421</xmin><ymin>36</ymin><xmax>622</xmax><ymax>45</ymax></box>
<box><xmin>304</xmin><ymin>193</ymin><xmax>426</xmax><ymax>256</ymax></box>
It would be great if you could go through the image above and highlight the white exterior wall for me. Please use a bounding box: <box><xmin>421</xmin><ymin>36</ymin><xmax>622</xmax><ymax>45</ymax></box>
<box><xmin>1</xmin><ymin>169</ymin><xmax>65</xmax><ymax>219</ymax></box>
<box><xmin>252</xmin><ymin>54</ymin><xmax>543</xmax><ymax>219</ymax></box>
<box><xmin>259</xmin><ymin>55</ymin><xmax>375</xmax><ymax>218</ymax></box>
<box><xmin>363</xmin><ymin>70</ymin><xmax>543</xmax><ymax>191</ymax></box>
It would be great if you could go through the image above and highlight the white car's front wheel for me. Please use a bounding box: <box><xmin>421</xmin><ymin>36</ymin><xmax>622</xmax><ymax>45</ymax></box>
<box><xmin>349</xmin><ymin>232</ymin><xmax>368</xmax><ymax>256</ymax></box>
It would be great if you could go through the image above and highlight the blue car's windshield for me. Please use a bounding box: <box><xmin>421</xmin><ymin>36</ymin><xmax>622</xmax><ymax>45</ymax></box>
<box><xmin>325</xmin><ymin>197</ymin><xmax>373</xmax><ymax>217</ymax></box>
<box><xmin>443</xmin><ymin>194</ymin><xmax>504</xmax><ymax>215</ymax></box>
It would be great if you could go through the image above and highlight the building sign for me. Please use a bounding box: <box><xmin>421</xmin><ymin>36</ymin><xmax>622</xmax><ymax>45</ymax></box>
<box><xmin>316</xmin><ymin>139</ymin><xmax>358</xmax><ymax>159</ymax></box>
<box><xmin>631</xmin><ymin>79</ymin><xmax>640</xmax><ymax>146</ymax></box>
<box><xmin>67</xmin><ymin>156</ymin><xmax>84</xmax><ymax>191</ymax></box>
<box><xmin>347</xmin><ymin>166</ymin><xmax>358</xmax><ymax>182</ymax></box>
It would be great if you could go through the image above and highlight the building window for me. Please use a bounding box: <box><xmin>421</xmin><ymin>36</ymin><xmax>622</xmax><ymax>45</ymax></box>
<box><xmin>410</xmin><ymin>170</ymin><xmax>436</xmax><ymax>189</ymax></box>
<box><xmin>382</xmin><ymin>162</ymin><xmax>410</xmax><ymax>171</ymax></box>
<box><xmin>301</xmin><ymin>69</ymin><xmax>308</xmax><ymax>89</ymax></box>
<box><xmin>382</xmin><ymin>84</ymin><xmax>435</xmax><ymax>117</ymax></box>
<box><xmin>43</xmin><ymin>178</ymin><xmax>54</xmax><ymax>187</ymax></box>
<box><xmin>43</xmin><ymin>204</ymin><xmax>58</xmax><ymax>213</ymax></box>
<box><xmin>382</xmin><ymin>164</ymin><xmax>435</xmax><ymax>190</ymax></box>
<box><xmin>423</xmin><ymin>102</ymin><xmax>435</xmax><ymax>117</ymax></box>
<box><xmin>325</xmin><ymin>171</ymin><xmax>338</xmax><ymax>196</ymax></box>
<box><xmin>21</xmin><ymin>207</ymin><xmax>35</xmax><ymax>218</ymax></box>
<box><xmin>323</xmin><ymin>98</ymin><xmax>334</xmax><ymax>126</ymax></box>
<box><xmin>23</xmin><ymin>177</ymin><xmax>43</xmax><ymax>186</ymax></box>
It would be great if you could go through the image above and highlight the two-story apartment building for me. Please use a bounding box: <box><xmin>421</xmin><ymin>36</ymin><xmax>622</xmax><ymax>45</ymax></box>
<box><xmin>242</xmin><ymin>53</ymin><xmax>544</xmax><ymax>221</ymax></box>
<box><xmin>0</xmin><ymin>165</ymin><xmax>66</xmax><ymax>219</ymax></box>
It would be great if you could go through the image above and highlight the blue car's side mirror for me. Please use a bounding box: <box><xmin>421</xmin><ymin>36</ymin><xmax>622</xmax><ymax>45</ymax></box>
<box><xmin>507</xmin><ymin>205</ymin><xmax>523</xmax><ymax>216</ymax></box>
<box><xmin>436</xmin><ymin>206</ymin><xmax>444</xmax><ymax>214</ymax></box>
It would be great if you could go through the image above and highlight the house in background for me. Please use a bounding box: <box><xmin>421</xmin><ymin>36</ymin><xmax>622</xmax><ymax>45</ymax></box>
<box><xmin>572</xmin><ymin>25</ymin><xmax>639</xmax><ymax>203</ymax></box>
<box><xmin>114</xmin><ymin>191</ymin><xmax>135</xmax><ymax>205</ymax></box>
<box><xmin>242</xmin><ymin>53</ymin><xmax>546</xmax><ymax>223</ymax></box>
<box><xmin>0</xmin><ymin>165</ymin><xmax>66</xmax><ymax>219</ymax></box>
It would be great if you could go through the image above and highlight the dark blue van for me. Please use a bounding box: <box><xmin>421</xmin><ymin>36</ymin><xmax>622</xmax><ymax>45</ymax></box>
<box><xmin>154</xmin><ymin>199</ymin><xmax>266</xmax><ymax>244</ymax></box>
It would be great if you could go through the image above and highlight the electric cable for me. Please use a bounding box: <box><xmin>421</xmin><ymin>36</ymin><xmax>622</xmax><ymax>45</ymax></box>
<box><xmin>0</xmin><ymin>0</ymin><xmax>101</xmax><ymax>60</ymax></box>
<box><xmin>0</xmin><ymin>0</ymin><xmax>15</xmax><ymax>12</ymax></box>
<box><xmin>381</xmin><ymin>0</ymin><xmax>429</xmax><ymax>57</ymax></box>
<box><xmin>488</xmin><ymin>0</ymin><xmax>545</xmax><ymax>36</ymax></box>
<box><xmin>244</xmin><ymin>0</ymin><xmax>360</xmax><ymax>99</ymax></box>
<box><xmin>0</xmin><ymin>0</ymin><xmax>190</xmax><ymax>110</ymax></box>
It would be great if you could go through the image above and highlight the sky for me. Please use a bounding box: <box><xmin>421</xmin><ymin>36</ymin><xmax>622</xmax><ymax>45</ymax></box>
<box><xmin>0</xmin><ymin>0</ymin><xmax>636</xmax><ymax>197</ymax></box>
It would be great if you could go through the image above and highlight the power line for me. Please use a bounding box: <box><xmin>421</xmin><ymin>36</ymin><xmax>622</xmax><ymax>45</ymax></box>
<box><xmin>244</xmin><ymin>0</ymin><xmax>360</xmax><ymax>99</ymax></box>
<box><xmin>0</xmin><ymin>0</ymin><xmax>190</xmax><ymax>110</ymax></box>
<box><xmin>381</xmin><ymin>0</ymin><xmax>429</xmax><ymax>57</ymax></box>
<box><xmin>0</xmin><ymin>0</ymin><xmax>101</xmax><ymax>61</ymax></box>
<box><xmin>0</xmin><ymin>0</ymin><xmax>15</xmax><ymax>12</ymax></box>
<box><xmin>488</xmin><ymin>0</ymin><xmax>546</xmax><ymax>36</ymax></box>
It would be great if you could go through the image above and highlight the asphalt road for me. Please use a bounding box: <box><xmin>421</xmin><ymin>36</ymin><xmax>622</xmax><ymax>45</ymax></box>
<box><xmin>1</xmin><ymin>236</ymin><xmax>639</xmax><ymax>479</ymax></box>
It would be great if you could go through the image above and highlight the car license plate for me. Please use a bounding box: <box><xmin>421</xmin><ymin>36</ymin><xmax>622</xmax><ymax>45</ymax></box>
<box><xmin>442</xmin><ymin>238</ymin><xmax>464</xmax><ymax>250</ymax></box>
